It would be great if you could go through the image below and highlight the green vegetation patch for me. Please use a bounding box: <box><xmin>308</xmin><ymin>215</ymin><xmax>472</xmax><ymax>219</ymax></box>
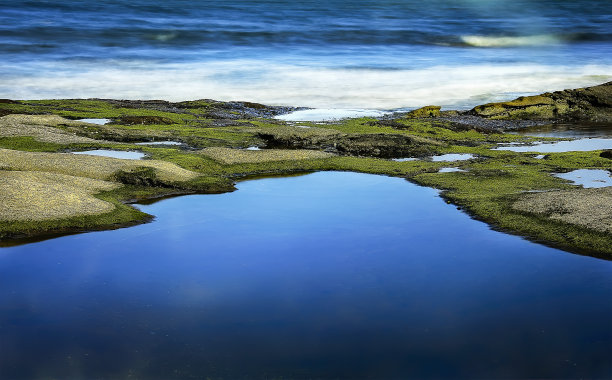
<box><xmin>411</xmin><ymin>150</ymin><xmax>612</xmax><ymax>257</ymax></box>
<box><xmin>1</xmin><ymin>92</ymin><xmax>611</xmax><ymax>258</ymax></box>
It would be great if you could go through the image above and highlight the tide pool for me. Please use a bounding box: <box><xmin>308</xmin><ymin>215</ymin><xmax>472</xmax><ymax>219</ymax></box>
<box><xmin>1</xmin><ymin>172</ymin><xmax>610</xmax><ymax>379</ymax></box>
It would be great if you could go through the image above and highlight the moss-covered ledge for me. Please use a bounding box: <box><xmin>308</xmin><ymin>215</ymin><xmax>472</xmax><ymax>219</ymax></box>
<box><xmin>0</xmin><ymin>82</ymin><xmax>611</xmax><ymax>258</ymax></box>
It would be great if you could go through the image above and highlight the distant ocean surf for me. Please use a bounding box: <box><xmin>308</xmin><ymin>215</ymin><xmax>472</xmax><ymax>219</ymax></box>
<box><xmin>1</xmin><ymin>0</ymin><xmax>611</xmax><ymax>109</ymax></box>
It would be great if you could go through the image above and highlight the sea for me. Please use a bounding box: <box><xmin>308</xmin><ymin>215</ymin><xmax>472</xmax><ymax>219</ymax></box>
<box><xmin>1</xmin><ymin>0</ymin><xmax>611</xmax><ymax>110</ymax></box>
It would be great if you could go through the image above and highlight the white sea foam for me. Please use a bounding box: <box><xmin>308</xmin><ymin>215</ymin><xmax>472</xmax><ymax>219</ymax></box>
<box><xmin>1</xmin><ymin>60</ymin><xmax>610</xmax><ymax>110</ymax></box>
<box><xmin>461</xmin><ymin>34</ymin><xmax>562</xmax><ymax>47</ymax></box>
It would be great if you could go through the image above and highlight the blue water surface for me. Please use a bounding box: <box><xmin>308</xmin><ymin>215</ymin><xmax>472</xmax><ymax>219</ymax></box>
<box><xmin>1</xmin><ymin>172</ymin><xmax>610</xmax><ymax>379</ymax></box>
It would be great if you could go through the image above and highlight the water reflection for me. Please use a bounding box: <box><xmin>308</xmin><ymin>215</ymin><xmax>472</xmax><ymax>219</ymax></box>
<box><xmin>516</xmin><ymin>122</ymin><xmax>612</xmax><ymax>138</ymax></box>
<box><xmin>135</xmin><ymin>141</ymin><xmax>184</xmax><ymax>146</ymax></box>
<box><xmin>439</xmin><ymin>167</ymin><xmax>467</xmax><ymax>173</ymax></box>
<box><xmin>77</xmin><ymin>118</ymin><xmax>110</xmax><ymax>125</ymax></box>
<box><xmin>392</xmin><ymin>154</ymin><xmax>475</xmax><ymax>162</ymax></box>
<box><xmin>0</xmin><ymin>172</ymin><xmax>610</xmax><ymax>379</ymax></box>
<box><xmin>72</xmin><ymin>149</ymin><xmax>146</xmax><ymax>159</ymax></box>
<box><xmin>555</xmin><ymin>169</ymin><xmax>612</xmax><ymax>188</ymax></box>
<box><xmin>495</xmin><ymin>138</ymin><xmax>612</xmax><ymax>152</ymax></box>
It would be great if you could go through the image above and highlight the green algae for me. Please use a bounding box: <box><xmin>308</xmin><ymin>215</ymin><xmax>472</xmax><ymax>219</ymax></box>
<box><xmin>470</xmin><ymin>81</ymin><xmax>612</xmax><ymax>122</ymax></box>
<box><xmin>404</xmin><ymin>105</ymin><xmax>441</xmax><ymax>118</ymax></box>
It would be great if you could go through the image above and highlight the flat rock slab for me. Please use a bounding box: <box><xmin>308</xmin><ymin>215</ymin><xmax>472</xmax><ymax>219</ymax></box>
<box><xmin>513</xmin><ymin>187</ymin><xmax>612</xmax><ymax>234</ymax></box>
<box><xmin>0</xmin><ymin>170</ymin><xmax>118</xmax><ymax>221</ymax></box>
<box><xmin>0</xmin><ymin>114</ymin><xmax>108</xmax><ymax>144</ymax></box>
<box><xmin>0</xmin><ymin>148</ymin><xmax>198</xmax><ymax>182</ymax></box>
<box><xmin>200</xmin><ymin>147</ymin><xmax>333</xmax><ymax>164</ymax></box>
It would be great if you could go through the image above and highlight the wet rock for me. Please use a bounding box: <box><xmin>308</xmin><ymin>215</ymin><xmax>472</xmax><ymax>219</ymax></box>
<box><xmin>112</xmin><ymin>167</ymin><xmax>168</xmax><ymax>187</ymax></box>
<box><xmin>405</xmin><ymin>105</ymin><xmax>441</xmax><ymax>118</ymax></box>
<box><xmin>258</xmin><ymin>131</ymin><xmax>438</xmax><ymax>158</ymax></box>
<box><xmin>600</xmin><ymin>150</ymin><xmax>612</xmax><ymax>159</ymax></box>
<box><xmin>469</xmin><ymin>81</ymin><xmax>612</xmax><ymax>122</ymax></box>
<box><xmin>115</xmin><ymin>116</ymin><xmax>175</xmax><ymax>125</ymax></box>
<box><xmin>437</xmin><ymin>114</ymin><xmax>543</xmax><ymax>131</ymax></box>
<box><xmin>99</xmin><ymin>99</ymin><xmax>187</xmax><ymax>114</ymax></box>
<box><xmin>201</xmin><ymin>110</ymin><xmax>242</xmax><ymax>120</ymax></box>
<box><xmin>367</xmin><ymin>119</ymin><xmax>407</xmax><ymax>129</ymax></box>
<box><xmin>331</xmin><ymin>134</ymin><xmax>436</xmax><ymax>157</ymax></box>
<box><xmin>222</xmin><ymin>101</ymin><xmax>300</xmax><ymax>118</ymax></box>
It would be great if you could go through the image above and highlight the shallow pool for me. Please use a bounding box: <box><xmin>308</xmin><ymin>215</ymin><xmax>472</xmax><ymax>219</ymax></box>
<box><xmin>135</xmin><ymin>141</ymin><xmax>183</xmax><ymax>146</ymax></box>
<box><xmin>439</xmin><ymin>167</ymin><xmax>467</xmax><ymax>173</ymax></box>
<box><xmin>516</xmin><ymin>122</ymin><xmax>612</xmax><ymax>138</ymax></box>
<box><xmin>495</xmin><ymin>138</ymin><xmax>612</xmax><ymax>152</ymax></box>
<box><xmin>77</xmin><ymin>118</ymin><xmax>111</xmax><ymax>125</ymax></box>
<box><xmin>72</xmin><ymin>149</ymin><xmax>146</xmax><ymax>159</ymax></box>
<box><xmin>555</xmin><ymin>169</ymin><xmax>612</xmax><ymax>188</ymax></box>
<box><xmin>430</xmin><ymin>153</ymin><xmax>475</xmax><ymax>161</ymax></box>
<box><xmin>392</xmin><ymin>154</ymin><xmax>475</xmax><ymax>162</ymax></box>
<box><xmin>1</xmin><ymin>172</ymin><xmax>610</xmax><ymax>379</ymax></box>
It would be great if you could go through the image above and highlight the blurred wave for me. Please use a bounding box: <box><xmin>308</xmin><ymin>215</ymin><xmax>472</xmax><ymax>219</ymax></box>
<box><xmin>2</xmin><ymin>60</ymin><xmax>610</xmax><ymax>109</ymax></box>
<box><xmin>461</xmin><ymin>34</ymin><xmax>561</xmax><ymax>47</ymax></box>
<box><xmin>0</xmin><ymin>0</ymin><xmax>611</xmax><ymax>107</ymax></box>
<box><xmin>460</xmin><ymin>33</ymin><xmax>611</xmax><ymax>47</ymax></box>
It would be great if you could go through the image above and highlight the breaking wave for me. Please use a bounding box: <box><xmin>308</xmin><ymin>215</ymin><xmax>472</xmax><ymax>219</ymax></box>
<box><xmin>461</xmin><ymin>34</ymin><xmax>562</xmax><ymax>47</ymax></box>
<box><xmin>1</xmin><ymin>60</ymin><xmax>610</xmax><ymax>110</ymax></box>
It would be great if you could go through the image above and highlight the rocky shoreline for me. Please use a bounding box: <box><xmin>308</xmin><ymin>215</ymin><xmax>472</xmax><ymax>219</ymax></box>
<box><xmin>0</xmin><ymin>82</ymin><xmax>611</xmax><ymax>258</ymax></box>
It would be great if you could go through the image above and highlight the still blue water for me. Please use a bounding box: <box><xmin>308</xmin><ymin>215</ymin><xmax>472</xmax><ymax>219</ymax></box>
<box><xmin>1</xmin><ymin>0</ymin><xmax>611</xmax><ymax>107</ymax></box>
<box><xmin>1</xmin><ymin>172</ymin><xmax>611</xmax><ymax>379</ymax></box>
<box><xmin>495</xmin><ymin>137</ymin><xmax>612</xmax><ymax>152</ymax></box>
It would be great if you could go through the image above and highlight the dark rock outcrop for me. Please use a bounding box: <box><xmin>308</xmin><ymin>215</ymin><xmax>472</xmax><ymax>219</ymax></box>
<box><xmin>405</xmin><ymin>105</ymin><xmax>441</xmax><ymax>118</ymax></box>
<box><xmin>258</xmin><ymin>132</ymin><xmax>438</xmax><ymax>158</ymax></box>
<box><xmin>115</xmin><ymin>116</ymin><xmax>175</xmax><ymax>125</ymax></box>
<box><xmin>600</xmin><ymin>150</ymin><xmax>612</xmax><ymax>159</ymax></box>
<box><xmin>469</xmin><ymin>81</ymin><xmax>612</xmax><ymax>122</ymax></box>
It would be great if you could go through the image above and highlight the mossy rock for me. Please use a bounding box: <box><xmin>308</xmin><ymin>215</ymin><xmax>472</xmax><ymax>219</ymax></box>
<box><xmin>470</xmin><ymin>81</ymin><xmax>612</xmax><ymax>122</ymax></box>
<box><xmin>115</xmin><ymin>116</ymin><xmax>175</xmax><ymax>125</ymax></box>
<box><xmin>405</xmin><ymin>106</ymin><xmax>441</xmax><ymax>118</ymax></box>
<box><xmin>600</xmin><ymin>150</ymin><xmax>612</xmax><ymax>159</ymax></box>
<box><xmin>112</xmin><ymin>167</ymin><xmax>167</xmax><ymax>187</ymax></box>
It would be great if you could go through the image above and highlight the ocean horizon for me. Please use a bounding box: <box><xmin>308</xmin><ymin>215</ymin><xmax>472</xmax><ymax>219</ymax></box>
<box><xmin>1</xmin><ymin>0</ymin><xmax>611</xmax><ymax>109</ymax></box>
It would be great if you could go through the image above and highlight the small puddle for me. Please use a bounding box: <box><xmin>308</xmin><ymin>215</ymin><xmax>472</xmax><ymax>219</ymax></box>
<box><xmin>554</xmin><ymin>169</ymin><xmax>612</xmax><ymax>188</ymax></box>
<box><xmin>72</xmin><ymin>150</ymin><xmax>146</xmax><ymax>160</ymax></box>
<box><xmin>77</xmin><ymin>118</ymin><xmax>111</xmax><ymax>125</ymax></box>
<box><xmin>495</xmin><ymin>138</ymin><xmax>612</xmax><ymax>152</ymax></box>
<box><xmin>439</xmin><ymin>167</ymin><xmax>467</xmax><ymax>173</ymax></box>
<box><xmin>392</xmin><ymin>154</ymin><xmax>475</xmax><ymax>162</ymax></box>
<box><xmin>430</xmin><ymin>153</ymin><xmax>475</xmax><ymax>162</ymax></box>
<box><xmin>245</xmin><ymin>146</ymin><xmax>261</xmax><ymax>151</ymax></box>
<box><xmin>534</xmin><ymin>155</ymin><xmax>546</xmax><ymax>159</ymax></box>
<box><xmin>135</xmin><ymin>141</ymin><xmax>184</xmax><ymax>146</ymax></box>
<box><xmin>392</xmin><ymin>157</ymin><xmax>419</xmax><ymax>162</ymax></box>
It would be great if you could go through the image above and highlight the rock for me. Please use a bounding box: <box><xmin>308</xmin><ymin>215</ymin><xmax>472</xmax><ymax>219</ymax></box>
<box><xmin>405</xmin><ymin>105</ymin><xmax>441</xmax><ymax>118</ymax></box>
<box><xmin>600</xmin><ymin>150</ymin><xmax>612</xmax><ymax>159</ymax></box>
<box><xmin>115</xmin><ymin>116</ymin><xmax>175</xmax><ymax>125</ymax></box>
<box><xmin>257</xmin><ymin>131</ymin><xmax>439</xmax><ymax>158</ymax></box>
<box><xmin>469</xmin><ymin>81</ymin><xmax>612</xmax><ymax>122</ymax></box>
